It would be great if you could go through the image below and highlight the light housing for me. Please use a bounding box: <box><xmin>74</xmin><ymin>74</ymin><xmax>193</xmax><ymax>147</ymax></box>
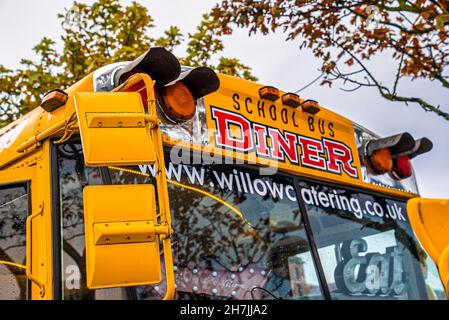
<box><xmin>361</xmin><ymin>132</ymin><xmax>414</xmax><ymax>175</ymax></box>
<box><xmin>40</xmin><ymin>89</ymin><xmax>68</xmax><ymax>112</ymax></box>
<box><xmin>158</xmin><ymin>67</ymin><xmax>220</xmax><ymax>123</ymax></box>
<box><xmin>361</xmin><ymin>132</ymin><xmax>433</xmax><ymax>180</ymax></box>
<box><xmin>281</xmin><ymin>93</ymin><xmax>301</xmax><ymax>108</ymax></box>
<box><xmin>401</xmin><ymin>137</ymin><xmax>433</xmax><ymax>159</ymax></box>
<box><xmin>113</xmin><ymin>47</ymin><xmax>181</xmax><ymax>88</ymax></box>
<box><xmin>166</xmin><ymin>67</ymin><xmax>220</xmax><ymax>100</ymax></box>
<box><xmin>389</xmin><ymin>137</ymin><xmax>433</xmax><ymax>180</ymax></box>
<box><xmin>301</xmin><ymin>99</ymin><xmax>320</xmax><ymax>115</ymax></box>
<box><xmin>259</xmin><ymin>86</ymin><xmax>280</xmax><ymax>101</ymax></box>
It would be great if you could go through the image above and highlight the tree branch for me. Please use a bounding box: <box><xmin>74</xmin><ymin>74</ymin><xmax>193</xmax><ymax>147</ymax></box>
<box><xmin>332</xmin><ymin>38</ymin><xmax>449</xmax><ymax>120</ymax></box>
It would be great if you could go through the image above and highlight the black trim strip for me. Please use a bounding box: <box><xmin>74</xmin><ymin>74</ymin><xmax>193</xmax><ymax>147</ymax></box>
<box><xmin>50</xmin><ymin>142</ymin><xmax>62</xmax><ymax>300</ymax></box>
<box><xmin>26</xmin><ymin>180</ymin><xmax>32</xmax><ymax>300</ymax></box>
<box><xmin>293</xmin><ymin>178</ymin><xmax>332</xmax><ymax>300</ymax></box>
<box><xmin>0</xmin><ymin>180</ymin><xmax>30</xmax><ymax>189</ymax></box>
<box><xmin>99</xmin><ymin>167</ymin><xmax>112</xmax><ymax>185</ymax></box>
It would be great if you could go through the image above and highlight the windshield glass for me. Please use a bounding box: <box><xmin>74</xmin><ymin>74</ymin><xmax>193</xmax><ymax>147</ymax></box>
<box><xmin>297</xmin><ymin>180</ymin><xmax>446</xmax><ymax>300</ymax></box>
<box><xmin>58</xmin><ymin>142</ymin><xmax>324</xmax><ymax>300</ymax></box>
<box><xmin>56</xmin><ymin>141</ymin><xmax>444</xmax><ymax>300</ymax></box>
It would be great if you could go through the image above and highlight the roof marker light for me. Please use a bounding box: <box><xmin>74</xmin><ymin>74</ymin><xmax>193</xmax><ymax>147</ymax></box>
<box><xmin>281</xmin><ymin>93</ymin><xmax>301</xmax><ymax>108</ymax></box>
<box><xmin>259</xmin><ymin>86</ymin><xmax>280</xmax><ymax>101</ymax></box>
<box><xmin>40</xmin><ymin>89</ymin><xmax>68</xmax><ymax>112</ymax></box>
<box><xmin>301</xmin><ymin>99</ymin><xmax>320</xmax><ymax>115</ymax></box>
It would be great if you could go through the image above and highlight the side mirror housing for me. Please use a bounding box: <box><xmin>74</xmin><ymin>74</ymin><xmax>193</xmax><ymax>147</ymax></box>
<box><xmin>74</xmin><ymin>73</ymin><xmax>175</xmax><ymax>298</ymax></box>
<box><xmin>407</xmin><ymin>197</ymin><xmax>449</xmax><ymax>297</ymax></box>
<box><xmin>83</xmin><ymin>184</ymin><xmax>162</xmax><ymax>289</ymax></box>
<box><xmin>74</xmin><ymin>91</ymin><xmax>157</xmax><ymax>166</ymax></box>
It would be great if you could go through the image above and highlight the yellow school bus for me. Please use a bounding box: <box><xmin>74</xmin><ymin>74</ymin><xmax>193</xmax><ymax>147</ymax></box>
<box><xmin>0</xmin><ymin>48</ymin><xmax>447</xmax><ymax>300</ymax></box>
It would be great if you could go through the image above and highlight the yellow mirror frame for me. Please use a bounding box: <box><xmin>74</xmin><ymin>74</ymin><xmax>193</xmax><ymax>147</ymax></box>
<box><xmin>84</xmin><ymin>184</ymin><xmax>162</xmax><ymax>289</ymax></box>
<box><xmin>77</xmin><ymin>73</ymin><xmax>175</xmax><ymax>299</ymax></box>
<box><xmin>74</xmin><ymin>91</ymin><xmax>157</xmax><ymax>166</ymax></box>
<box><xmin>407</xmin><ymin>197</ymin><xmax>449</xmax><ymax>298</ymax></box>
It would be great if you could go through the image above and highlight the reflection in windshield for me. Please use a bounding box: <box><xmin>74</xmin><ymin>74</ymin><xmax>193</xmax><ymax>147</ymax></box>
<box><xmin>58</xmin><ymin>143</ymin><xmax>324</xmax><ymax>300</ymax></box>
<box><xmin>298</xmin><ymin>180</ymin><xmax>446</xmax><ymax>300</ymax></box>
<box><xmin>57</xmin><ymin>141</ymin><xmax>445</xmax><ymax>300</ymax></box>
<box><xmin>0</xmin><ymin>185</ymin><xmax>28</xmax><ymax>300</ymax></box>
<box><xmin>111</xmin><ymin>160</ymin><xmax>324</xmax><ymax>300</ymax></box>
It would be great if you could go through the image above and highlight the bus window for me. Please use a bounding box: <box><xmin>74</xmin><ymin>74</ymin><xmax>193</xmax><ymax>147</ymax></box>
<box><xmin>297</xmin><ymin>180</ymin><xmax>446</xmax><ymax>300</ymax></box>
<box><xmin>58</xmin><ymin>142</ymin><xmax>104</xmax><ymax>299</ymax></box>
<box><xmin>0</xmin><ymin>184</ymin><xmax>28</xmax><ymax>300</ymax></box>
<box><xmin>57</xmin><ymin>142</ymin><xmax>324</xmax><ymax>300</ymax></box>
<box><xmin>124</xmin><ymin>161</ymin><xmax>324</xmax><ymax>300</ymax></box>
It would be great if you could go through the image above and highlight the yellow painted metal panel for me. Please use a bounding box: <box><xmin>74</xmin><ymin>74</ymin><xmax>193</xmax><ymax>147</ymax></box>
<box><xmin>83</xmin><ymin>184</ymin><xmax>161</xmax><ymax>289</ymax></box>
<box><xmin>74</xmin><ymin>92</ymin><xmax>156</xmax><ymax>166</ymax></box>
<box><xmin>407</xmin><ymin>197</ymin><xmax>449</xmax><ymax>298</ymax></box>
<box><xmin>407</xmin><ymin>198</ymin><xmax>449</xmax><ymax>263</ymax></box>
<box><xmin>0</xmin><ymin>148</ymin><xmax>54</xmax><ymax>300</ymax></box>
<box><xmin>203</xmin><ymin>75</ymin><xmax>362</xmax><ymax>184</ymax></box>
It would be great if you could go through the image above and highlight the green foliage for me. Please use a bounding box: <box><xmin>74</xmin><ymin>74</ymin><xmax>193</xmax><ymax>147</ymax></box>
<box><xmin>0</xmin><ymin>0</ymin><xmax>257</xmax><ymax>128</ymax></box>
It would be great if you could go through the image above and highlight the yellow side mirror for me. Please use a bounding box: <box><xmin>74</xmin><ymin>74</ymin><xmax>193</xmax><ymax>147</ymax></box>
<box><xmin>74</xmin><ymin>92</ymin><xmax>156</xmax><ymax>166</ymax></box>
<box><xmin>407</xmin><ymin>198</ymin><xmax>449</xmax><ymax>297</ymax></box>
<box><xmin>83</xmin><ymin>184</ymin><xmax>162</xmax><ymax>289</ymax></box>
<box><xmin>407</xmin><ymin>198</ymin><xmax>449</xmax><ymax>262</ymax></box>
<box><xmin>77</xmin><ymin>73</ymin><xmax>176</xmax><ymax>299</ymax></box>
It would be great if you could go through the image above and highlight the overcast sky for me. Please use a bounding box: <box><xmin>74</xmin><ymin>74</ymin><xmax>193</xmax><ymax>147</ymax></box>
<box><xmin>1</xmin><ymin>0</ymin><xmax>448</xmax><ymax>198</ymax></box>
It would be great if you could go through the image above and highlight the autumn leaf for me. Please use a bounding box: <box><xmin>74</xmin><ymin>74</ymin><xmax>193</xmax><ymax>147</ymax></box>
<box><xmin>345</xmin><ymin>58</ymin><xmax>354</xmax><ymax>66</ymax></box>
<box><xmin>210</xmin><ymin>0</ymin><xmax>449</xmax><ymax>120</ymax></box>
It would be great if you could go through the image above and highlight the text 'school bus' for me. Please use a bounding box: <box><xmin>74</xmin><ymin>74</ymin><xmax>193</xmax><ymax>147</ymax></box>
<box><xmin>0</xmin><ymin>48</ymin><xmax>447</xmax><ymax>300</ymax></box>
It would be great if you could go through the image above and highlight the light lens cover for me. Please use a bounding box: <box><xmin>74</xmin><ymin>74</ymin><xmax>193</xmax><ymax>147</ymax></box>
<box><xmin>259</xmin><ymin>86</ymin><xmax>280</xmax><ymax>101</ymax></box>
<box><xmin>301</xmin><ymin>100</ymin><xmax>320</xmax><ymax>115</ymax></box>
<box><xmin>281</xmin><ymin>93</ymin><xmax>301</xmax><ymax>108</ymax></box>
<box><xmin>159</xmin><ymin>82</ymin><xmax>196</xmax><ymax>122</ymax></box>
<box><xmin>392</xmin><ymin>155</ymin><xmax>412</xmax><ymax>179</ymax></box>
<box><xmin>367</xmin><ymin>147</ymin><xmax>393</xmax><ymax>174</ymax></box>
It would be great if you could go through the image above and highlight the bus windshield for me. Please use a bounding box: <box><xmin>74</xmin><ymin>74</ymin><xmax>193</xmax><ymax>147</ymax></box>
<box><xmin>58</xmin><ymin>142</ymin><xmax>324</xmax><ymax>300</ymax></box>
<box><xmin>297</xmin><ymin>180</ymin><xmax>446</xmax><ymax>299</ymax></box>
<box><xmin>56</xmin><ymin>142</ymin><xmax>444</xmax><ymax>300</ymax></box>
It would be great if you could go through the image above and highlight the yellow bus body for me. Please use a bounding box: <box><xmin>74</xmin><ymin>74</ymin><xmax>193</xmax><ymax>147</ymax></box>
<box><xmin>0</xmin><ymin>68</ymin><xmax>446</xmax><ymax>300</ymax></box>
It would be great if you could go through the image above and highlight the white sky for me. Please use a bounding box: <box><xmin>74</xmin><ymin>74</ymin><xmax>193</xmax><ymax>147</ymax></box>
<box><xmin>0</xmin><ymin>0</ymin><xmax>448</xmax><ymax>198</ymax></box>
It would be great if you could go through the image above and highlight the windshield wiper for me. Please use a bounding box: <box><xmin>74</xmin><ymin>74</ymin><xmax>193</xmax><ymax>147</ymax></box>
<box><xmin>250</xmin><ymin>286</ymin><xmax>281</xmax><ymax>300</ymax></box>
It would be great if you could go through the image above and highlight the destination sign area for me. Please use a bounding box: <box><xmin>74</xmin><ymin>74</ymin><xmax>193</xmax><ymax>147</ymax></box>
<box><xmin>203</xmin><ymin>76</ymin><xmax>362</xmax><ymax>182</ymax></box>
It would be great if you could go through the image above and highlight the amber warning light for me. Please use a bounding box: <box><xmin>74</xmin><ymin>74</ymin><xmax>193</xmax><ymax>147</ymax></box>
<box><xmin>40</xmin><ymin>89</ymin><xmax>68</xmax><ymax>112</ymax></box>
<box><xmin>259</xmin><ymin>86</ymin><xmax>280</xmax><ymax>101</ymax></box>
<box><xmin>360</xmin><ymin>133</ymin><xmax>433</xmax><ymax>180</ymax></box>
<box><xmin>158</xmin><ymin>67</ymin><xmax>220</xmax><ymax>123</ymax></box>
<box><xmin>159</xmin><ymin>82</ymin><xmax>196</xmax><ymax>122</ymax></box>
<box><xmin>281</xmin><ymin>93</ymin><xmax>301</xmax><ymax>108</ymax></box>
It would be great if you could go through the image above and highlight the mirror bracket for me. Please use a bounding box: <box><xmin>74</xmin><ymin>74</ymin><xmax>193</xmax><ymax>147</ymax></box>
<box><xmin>80</xmin><ymin>73</ymin><xmax>176</xmax><ymax>299</ymax></box>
